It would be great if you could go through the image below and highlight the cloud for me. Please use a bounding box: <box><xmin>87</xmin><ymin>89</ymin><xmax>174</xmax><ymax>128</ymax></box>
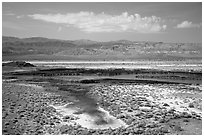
<box><xmin>16</xmin><ymin>15</ymin><xmax>25</xmax><ymax>19</ymax></box>
<box><xmin>28</xmin><ymin>11</ymin><xmax>167</xmax><ymax>33</ymax></box>
<box><xmin>176</xmin><ymin>21</ymin><xmax>201</xmax><ymax>28</ymax></box>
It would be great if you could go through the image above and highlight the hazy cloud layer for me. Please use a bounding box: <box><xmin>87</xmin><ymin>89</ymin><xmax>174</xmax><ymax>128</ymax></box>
<box><xmin>3</xmin><ymin>21</ymin><xmax>26</xmax><ymax>30</ymax></box>
<box><xmin>57</xmin><ymin>26</ymin><xmax>62</xmax><ymax>32</ymax></box>
<box><xmin>176</xmin><ymin>21</ymin><xmax>201</xmax><ymax>28</ymax></box>
<box><xmin>28</xmin><ymin>11</ymin><xmax>167</xmax><ymax>33</ymax></box>
<box><xmin>3</xmin><ymin>13</ymin><xmax>15</xmax><ymax>16</ymax></box>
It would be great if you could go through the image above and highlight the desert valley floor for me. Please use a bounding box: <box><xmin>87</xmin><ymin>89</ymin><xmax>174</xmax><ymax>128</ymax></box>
<box><xmin>2</xmin><ymin>61</ymin><xmax>202</xmax><ymax>135</ymax></box>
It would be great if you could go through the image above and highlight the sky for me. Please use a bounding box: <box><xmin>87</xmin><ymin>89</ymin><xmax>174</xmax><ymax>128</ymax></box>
<box><xmin>2</xmin><ymin>2</ymin><xmax>202</xmax><ymax>43</ymax></box>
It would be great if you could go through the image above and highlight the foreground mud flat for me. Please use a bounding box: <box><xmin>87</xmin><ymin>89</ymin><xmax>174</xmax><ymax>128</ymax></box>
<box><xmin>2</xmin><ymin>64</ymin><xmax>202</xmax><ymax>135</ymax></box>
<box><xmin>50</xmin><ymin>104</ymin><xmax>128</xmax><ymax>130</ymax></box>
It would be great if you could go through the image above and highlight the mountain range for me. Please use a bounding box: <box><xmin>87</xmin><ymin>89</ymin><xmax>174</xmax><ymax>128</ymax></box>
<box><xmin>2</xmin><ymin>36</ymin><xmax>202</xmax><ymax>61</ymax></box>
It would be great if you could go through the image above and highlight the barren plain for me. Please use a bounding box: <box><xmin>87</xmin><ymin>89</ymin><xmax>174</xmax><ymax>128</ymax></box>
<box><xmin>2</xmin><ymin>60</ymin><xmax>202</xmax><ymax>135</ymax></box>
<box><xmin>2</xmin><ymin>37</ymin><xmax>202</xmax><ymax>135</ymax></box>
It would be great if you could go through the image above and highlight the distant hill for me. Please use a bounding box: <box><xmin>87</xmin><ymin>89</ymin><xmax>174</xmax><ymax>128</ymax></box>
<box><xmin>2</xmin><ymin>61</ymin><xmax>35</xmax><ymax>67</ymax></box>
<box><xmin>2</xmin><ymin>36</ymin><xmax>202</xmax><ymax>61</ymax></box>
<box><xmin>71</xmin><ymin>39</ymin><xmax>100</xmax><ymax>46</ymax></box>
<box><xmin>2</xmin><ymin>36</ymin><xmax>21</xmax><ymax>42</ymax></box>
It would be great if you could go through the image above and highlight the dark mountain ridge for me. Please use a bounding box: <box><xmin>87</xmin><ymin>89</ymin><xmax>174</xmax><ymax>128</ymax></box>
<box><xmin>2</xmin><ymin>36</ymin><xmax>202</xmax><ymax>61</ymax></box>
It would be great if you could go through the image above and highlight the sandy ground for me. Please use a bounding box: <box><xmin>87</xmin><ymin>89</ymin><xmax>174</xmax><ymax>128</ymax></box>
<box><xmin>2</xmin><ymin>81</ymin><xmax>202</xmax><ymax>135</ymax></box>
<box><xmin>50</xmin><ymin>104</ymin><xmax>128</xmax><ymax>129</ymax></box>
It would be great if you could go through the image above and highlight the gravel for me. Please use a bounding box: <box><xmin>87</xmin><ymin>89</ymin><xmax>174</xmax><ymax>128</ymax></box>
<box><xmin>2</xmin><ymin>81</ymin><xmax>202</xmax><ymax>135</ymax></box>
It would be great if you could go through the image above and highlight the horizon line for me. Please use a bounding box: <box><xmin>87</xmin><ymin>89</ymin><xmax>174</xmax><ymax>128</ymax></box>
<box><xmin>2</xmin><ymin>35</ymin><xmax>202</xmax><ymax>44</ymax></box>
